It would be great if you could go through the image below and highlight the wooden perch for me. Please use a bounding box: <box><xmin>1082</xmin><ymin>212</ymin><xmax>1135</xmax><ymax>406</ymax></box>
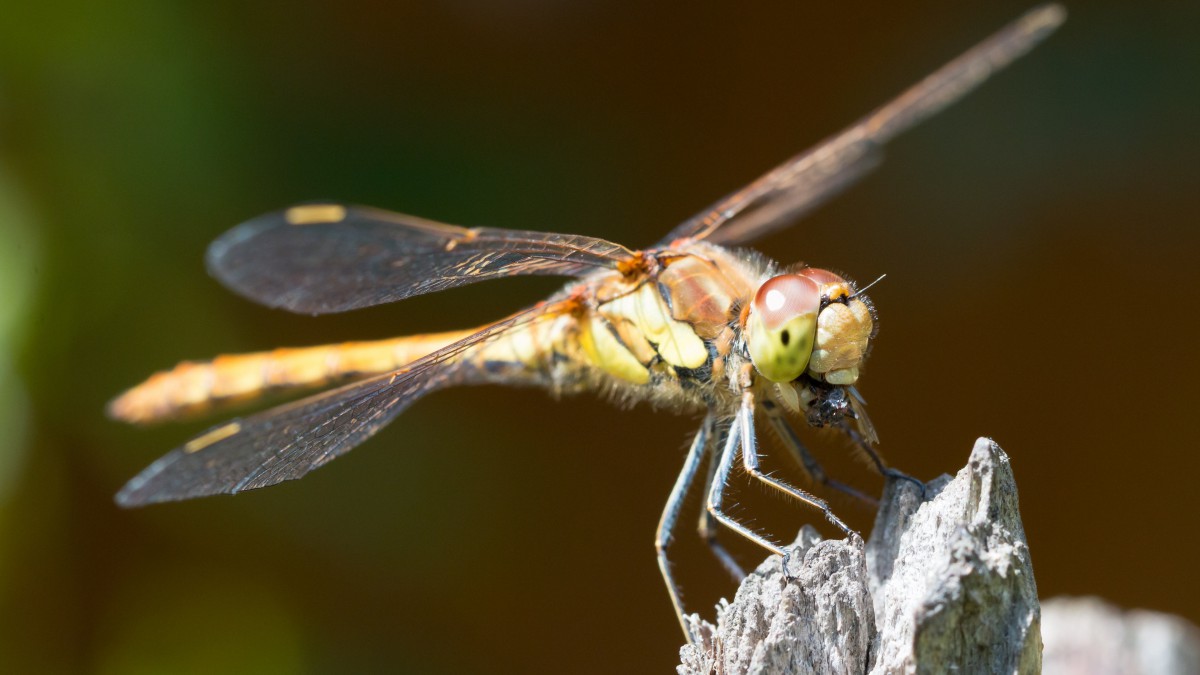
<box><xmin>677</xmin><ymin>438</ymin><xmax>1200</xmax><ymax>674</ymax></box>
<box><xmin>678</xmin><ymin>438</ymin><xmax>1040</xmax><ymax>674</ymax></box>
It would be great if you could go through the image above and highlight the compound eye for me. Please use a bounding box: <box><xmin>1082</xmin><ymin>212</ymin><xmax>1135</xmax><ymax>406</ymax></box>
<box><xmin>799</xmin><ymin>267</ymin><xmax>852</xmax><ymax>301</ymax></box>
<box><xmin>747</xmin><ymin>275</ymin><xmax>820</xmax><ymax>383</ymax></box>
<box><xmin>797</xmin><ymin>268</ymin><xmax>846</xmax><ymax>286</ymax></box>
<box><xmin>752</xmin><ymin>274</ymin><xmax>820</xmax><ymax>329</ymax></box>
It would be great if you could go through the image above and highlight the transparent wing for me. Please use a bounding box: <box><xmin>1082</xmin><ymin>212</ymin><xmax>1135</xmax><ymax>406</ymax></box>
<box><xmin>657</xmin><ymin>4</ymin><xmax>1065</xmax><ymax>248</ymax></box>
<box><xmin>208</xmin><ymin>203</ymin><xmax>635</xmax><ymax>314</ymax></box>
<box><xmin>115</xmin><ymin>302</ymin><xmax>570</xmax><ymax>507</ymax></box>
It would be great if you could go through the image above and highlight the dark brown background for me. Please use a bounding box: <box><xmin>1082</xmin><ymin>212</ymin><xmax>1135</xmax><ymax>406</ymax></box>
<box><xmin>1</xmin><ymin>1</ymin><xmax>1196</xmax><ymax>672</ymax></box>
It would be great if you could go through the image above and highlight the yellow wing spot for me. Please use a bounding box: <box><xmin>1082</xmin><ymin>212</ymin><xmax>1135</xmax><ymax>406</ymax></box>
<box><xmin>285</xmin><ymin>204</ymin><xmax>347</xmax><ymax>225</ymax></box>
<box><xmin>184</xmin><ymin>422</ymin><xmax>242</xmax><ymax>454</ymax></box>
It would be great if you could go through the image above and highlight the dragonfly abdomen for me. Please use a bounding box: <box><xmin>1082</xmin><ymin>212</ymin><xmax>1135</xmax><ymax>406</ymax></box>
<box><xmin>108</xmin><ymin>329</ymin><xmax>473</xmax><ymax>424</ymax></box>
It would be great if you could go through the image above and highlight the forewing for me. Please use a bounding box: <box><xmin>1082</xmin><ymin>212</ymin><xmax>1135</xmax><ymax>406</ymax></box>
<box><xmin>208</xmin><ymin>203</ymin><xmax>634</xmax><ymax>314</ymax></box>
<box><xmin>658</xmin><ymin>4</ymin><xmax>1065</xmax><ymax>248</ymax></box>
<box><xmin>115</xmin><ymin>304</ymin><xmax>565</xmax><ymax>506</ymax></box>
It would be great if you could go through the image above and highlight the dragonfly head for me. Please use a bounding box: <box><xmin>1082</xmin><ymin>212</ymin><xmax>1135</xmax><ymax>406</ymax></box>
<box><xmin>745</xmin><ymin>268</ymin><xmax>874</xmax><ymax>386</ymax></box>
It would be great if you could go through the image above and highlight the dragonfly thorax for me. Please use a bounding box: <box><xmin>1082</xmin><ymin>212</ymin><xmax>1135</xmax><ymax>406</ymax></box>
<box><xmin>745</xmin><ymin>268</ymin><xmax>874</xmax><ymax>386</ymax></box>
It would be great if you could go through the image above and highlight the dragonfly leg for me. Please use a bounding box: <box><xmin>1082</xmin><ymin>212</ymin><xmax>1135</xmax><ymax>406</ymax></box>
<box><xmin>705</xmin><ymin>412</ymin><xmax>786</xmax><ymax>557</ymax></box>
<box><xmin>837</xmin><ymin>420</ymin><xmax>926</xmax><ymax>499</ymax></box>
<box><xmin>656</xmin><ymin>413</ymin><xmax>715</xmax><ymax>644</ymax></box>
<box><xmin>739</xmin><ymin>392</ymin><xmax>856</xmax><ymax>538</ymax></box>
<box><xmin>696</xmin><ymin>428</ymin><xmax>746</xmax><ymax>583</ymax></box>
<box><xmin>761</xmin><ymin>399</ymin><xmax>879</xmax><ymax>507</ymax></box>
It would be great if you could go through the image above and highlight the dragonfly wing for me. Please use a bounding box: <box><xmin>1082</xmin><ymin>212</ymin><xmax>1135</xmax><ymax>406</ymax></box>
<box><xmin>115</xmin><ymin>304</ymin><xmax>563</xmax><ymax>506</ymax></box>
<box><xmin>657</xmin><ymin>4</ymin><xmax>1065</xmax><ymax>248</ymax></box>
<box><xmin>208</xmin><ymin>203</ymin><xmax>635</xmax><ymax>314</ymax></box>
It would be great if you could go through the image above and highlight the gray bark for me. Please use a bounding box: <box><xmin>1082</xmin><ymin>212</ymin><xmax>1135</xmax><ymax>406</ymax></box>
<box><xmin>678</xmin><ymin>437</ymin><xmax>1040</xmax><ymax>674</ymax></box>
<box><xmin>676</xmin><ymin>438</ymin><xmax>1200</xmax><ymax>674</ymax></box>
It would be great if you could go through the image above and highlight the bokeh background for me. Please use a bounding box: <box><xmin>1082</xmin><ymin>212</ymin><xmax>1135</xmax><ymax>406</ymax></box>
<box><xmin>1</xmin><ymin>1</ymin><xmax>1197</xmax><ymax>672</ymax></box>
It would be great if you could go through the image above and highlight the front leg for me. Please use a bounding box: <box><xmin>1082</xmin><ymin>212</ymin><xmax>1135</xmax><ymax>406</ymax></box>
<box><xmin>761</xmin><ymin>397</ymin><xmax>879</xmax><ymax>507</ymax></box>
<box><xmin>704</xmin><ymin>413</ymin><xmax>786</xmax><ymax>556</ymax></box>
<box><xmin>809</xmin><ymin>382</ymin><xmax>926</xmax><ymax>498</ymax></box>
<box><xmin>739</xmin><ymin>390</ymin><xmax>856</xmax><ymax>537</ymax></box>
<box><xmin>837</xmin><ymin>419</ymin><xmax>926</xmax><ymax>498</ymax></box>
<box><xmin>696</xmin><ymin>429</ymin><xmax>747</xmax><ymax>584</ymax></box>
<box><xmin>704</xmin><ymin>392</ymin><xmax>859</xmax><ymax>562</ymax></box>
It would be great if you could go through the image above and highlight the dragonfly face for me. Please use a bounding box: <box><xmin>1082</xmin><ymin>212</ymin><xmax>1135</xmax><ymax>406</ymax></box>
<box><xmin>744</xmin><ymin>269</ymin><xmax>873</xmax><ymax>387</ymax></box>
<box><xmin>107</xmin><ymin>3</ymin><xmax>1064</xmax><ymax>649</ymax></box>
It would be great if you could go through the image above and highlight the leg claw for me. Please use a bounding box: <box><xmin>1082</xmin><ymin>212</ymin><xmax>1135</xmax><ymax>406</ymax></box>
<box><xmin>781</xmin><ymin>547</ymin><xmax>799</xmax><ymax>584</ymax></box>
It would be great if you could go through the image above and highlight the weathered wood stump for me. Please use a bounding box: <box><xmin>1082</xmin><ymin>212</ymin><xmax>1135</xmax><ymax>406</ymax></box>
<box><xmin>678</xmin><ymin>438</ymin><xmax>1041</xmax><ymax>674</ymax></box>
<box><xmin>677</xmin><ymin>438</ymin><xmax>1200</xmax><ymax>674</ymax></box>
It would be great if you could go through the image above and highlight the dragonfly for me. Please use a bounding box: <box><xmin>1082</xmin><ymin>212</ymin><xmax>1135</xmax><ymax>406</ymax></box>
<box><xmin>109</xmin><ymin>5</ymin><xmax>1064</xmax><ymax>642</ymax></box>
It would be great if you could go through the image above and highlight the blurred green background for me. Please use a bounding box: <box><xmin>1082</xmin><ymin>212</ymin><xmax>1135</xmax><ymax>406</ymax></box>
<box><xmin>1</xmin><ymin>1</ymin><xmax>1197</xmax><ymax>672</ymax></box>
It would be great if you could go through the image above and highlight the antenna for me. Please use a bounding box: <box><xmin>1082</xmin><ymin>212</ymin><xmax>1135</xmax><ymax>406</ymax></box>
<box><xmin>851</xmin><ymin>273</ymin><xmax>887</xmax><ymax>298</ymax></box>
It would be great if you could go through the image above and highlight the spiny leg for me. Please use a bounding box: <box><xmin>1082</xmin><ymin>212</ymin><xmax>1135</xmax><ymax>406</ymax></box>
<box><xmin>763</xmin><ymin>396</ymin><xmax>878</xmax><ymax>502</ymax></box>
<box><xmin>705</xmin><ymin>412</ymin><xmax>786</xmax><ymax>557</ymax></box>
<box><xmin>837</xmin><ymin>419</ymin><xmax>925</xmax><ymax>498</ymax></box>
<box><xmin>696</xmin><ymin>427</ymin><xmax>746</xmax><ymax>583</ymax></box>
<box><xmin>760</xmin><ymin>399</ymin><xmax>878</xmax><ymax>507</ymax></box>
<box><xmin>739</xmin><ymin>392</ymin><xmax>856</xmax><ymax>538</ymax></box>
<box><xmin>655</xmin><ymin>413</ymin><xmax>714</xmax><ymax>643</ymax></box>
